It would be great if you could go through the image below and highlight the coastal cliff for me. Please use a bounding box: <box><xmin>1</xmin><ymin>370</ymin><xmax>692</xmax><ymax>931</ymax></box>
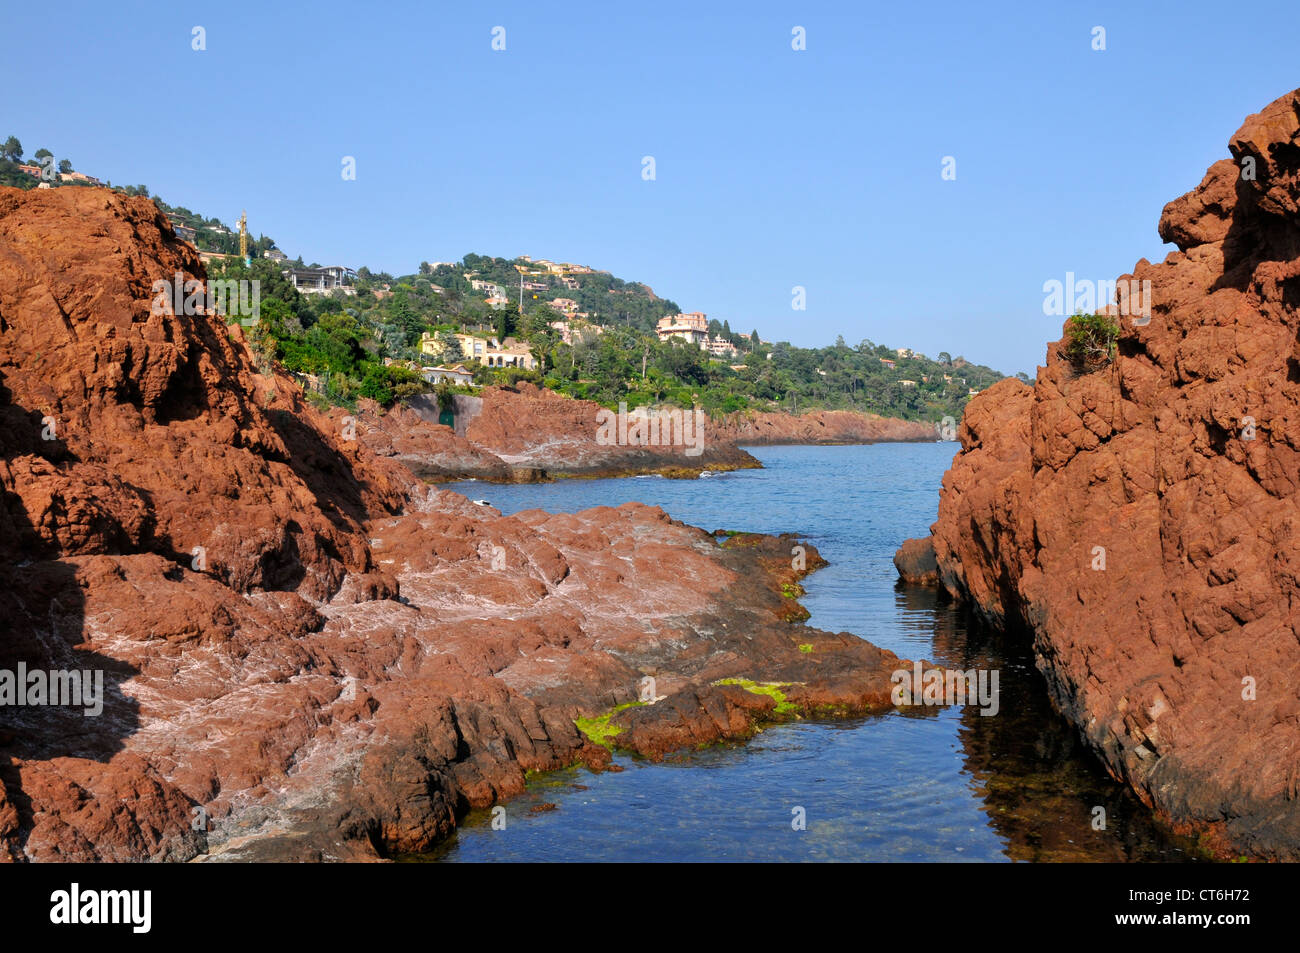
<box><xmin>896</xmin><ymin>88</ymin><xmax>1300</xmax><ymax>860</ymax></box>
<box><xmin>0</xmin><ymin>186</ymin><xmax>913</xmax><ymax>861</ymax></box>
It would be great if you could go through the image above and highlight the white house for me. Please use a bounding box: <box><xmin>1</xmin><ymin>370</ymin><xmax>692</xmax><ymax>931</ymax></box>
<box><xmin>422</xmin><ymin>364</ymin><xmax>476</xmax><ymax>386</ymax></box>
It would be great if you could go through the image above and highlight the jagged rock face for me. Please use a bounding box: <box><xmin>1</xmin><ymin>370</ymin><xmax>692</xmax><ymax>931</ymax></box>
<box><xmin>923</xmin><ymin>88</ymin><xmax>1300</xmax><ymax>859</ymax></box>
<box><xmin>0</xmin><ymin>187</ymin><xmax>410</xmax><ymax>598</ymax></box>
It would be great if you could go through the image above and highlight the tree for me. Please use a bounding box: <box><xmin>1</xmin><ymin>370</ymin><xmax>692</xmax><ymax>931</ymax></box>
<box><xmin>34</xmin><ymin>148</ymin><xmax>51</xmax><ymax>160</ymax></box>
<box><xmin>1</xmin><ymin>137</ymin><xmax>21</xmax><ymax>162</ymax></box>
<box><xmin>938</xmin><ymin>351</ymin><xmax>952</xmax><ymax>366</ymax></box>
<box><xmin>437</xmin><ymin>331</ymin><xmax>464</xmax><ymax>362</ymax></box>
<box><xmin>358</xmin><ymin>364</ymin><xmax>395</xmax><ymax>404</ymax></box>
<box><xmin>58</xmin><ymin>159</ymin><xmax>72</xmax><ymax>174</ymax></box>
<box><xmin>494</xmin><ymin>309</ymin><xmax>517</xmax><ymax>341</ymax></box>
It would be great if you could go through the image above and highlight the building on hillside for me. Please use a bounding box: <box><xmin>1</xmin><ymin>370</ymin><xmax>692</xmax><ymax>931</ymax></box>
<box><xmin>559</xmin><ymin>276</ymin><xmax>580</xmax><ymax>290</ymax></box>
<box><xmin>548</xmin><ymin>320</ymin><xmax>574</xmax><ymax>345</ymax></box>
<box><xmin>656</xmin><ymin>312</ymin><xmax>708</xmax><ymax>345</ymax></box>
<box><xmin>263</xmin><ymin>248</ymin><xmax>288</xmax><ymax>262</ymax></box>
<box><xmin>59</xmin><ymin>171</ymin><xmax>101</xmax><ymax>185</ymax></box>
<box><xmin>469</xmin><ymin>278</ymin><xmax>502</xmax><ymax>293</ymax></box>
<box><xmin>898</xmin><ymin>379</ymin><xmax>917</xmax><ymax>388</ymax></box>
<box><xmin>522</xmin><ymin>280</ymin><xmax>548</xmax><ymax>292</ymax></box>
<box><xmin>549</xmin><ymin>319</ymin><xmax>603</xmax><ymax>345</ymax></box>
<box><xmin>895</xmin><ymin>348</ymin><xmax>914</xmax><ymax>358</ymax></box>
<box><xmin>483</xmin><ymin>336</ymin><xmax>536</xmax><ymax>370</ymax></box>
<box><xmin>879</xmin><ymin>358</ymin><xmax>896</xmax><ymax>368</ymax></box>
<box><xmin>16</xmin><ymin>165</ymin><xmax>41</xmax><ymax>178</ymax></box>
<box><xmin>199</xmin><ymin>250</ymin><xmax>233</xmax><ymax>266</ymax></box>
<box><xmin>968</xmin><ymin>388</ymin><xmax>980</xmax><ymax>396</ymax></box>
<box><xmin>528</xmin><ymin>260</ymin><xmax>596</xmax><ymax>276</ymax></box>
<box><xmin>454</xmin><ymin>333</ymin><xmax>490</xmax><ymax>362</ymax></box>
<box><xmin>169</xmin><ymin>220</ymin><xmax>197</xmax><ymax>243</ymax></box>
<box><xmin>422</xmin><ymin>364</ymin><xmax>476</xmax><ymax>387</ymax></box>
<box><xmin>286</xmin><ymin>266</ymin><xmax>357</xmax><ymax>295</ymax></box>
<box><xmin>704</xmin><ymin>337</ymin><xmax>739</xmax><ymax>359</ymax></box>
<box><xmin>419</xmin><ymin>332</ymin><xmax>445</xmax><ymax>358</ymax></box>
<box><xmin>550</xmin><ymin>297</ymin><xmax>580</xmax><ymax>315</ymax></box>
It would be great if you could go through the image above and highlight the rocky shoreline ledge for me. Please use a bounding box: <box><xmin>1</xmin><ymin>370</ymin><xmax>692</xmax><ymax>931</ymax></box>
<box><xmin>347</xmin><ymin>381</ymin><xmax>937</xmax><ymax>485</ymax></box>
<box><xmin>895</xmin><ymin>88</ymin><xmax>1300</xmax><ymax>861</ymax></box>
<box><xmin>0</xmin><ymin>185</ymin><xmax>919</xmax><ymax>861</ymax></box>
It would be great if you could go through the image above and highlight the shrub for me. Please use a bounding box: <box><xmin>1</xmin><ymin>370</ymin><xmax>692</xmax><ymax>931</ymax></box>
<box><xmin>1064</xmin><ymin>312</ymin><xmax>1120</xmax><ymax>368</ymax></box>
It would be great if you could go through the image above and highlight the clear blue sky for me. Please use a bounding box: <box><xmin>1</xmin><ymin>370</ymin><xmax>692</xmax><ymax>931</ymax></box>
<box><xmin>4</xmin><ymin>0</ymin><xmax>1297</xmax><ymax>375</ymax></box>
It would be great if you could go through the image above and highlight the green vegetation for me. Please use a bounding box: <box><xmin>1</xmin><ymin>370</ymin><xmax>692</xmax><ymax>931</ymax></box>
<box><xmin>573</xmin><ymin>701</ymin><xmax>644</xmax><ymax>747</ymax></box>
<box><xmin>713</xmin><ymin>678</ymin><xmax>798</xmax><ymax>715</ymax></box>
<box><xmin>798</xmin><ymin>643</ymin><xmax>814</xmax><ymax>654</ymax></box>
<box><xmin>2</xmin><ymin>134</ymin><xmax>1016</xmax><ymax>422</ymax></box>
<box><xmin>204</xmin><ymin>257</ymin><xmax>427</xmax><ymax>409</ymax></box>
<box><xmin>1064</xmin><ymin>312</ymin><xmax>1120</xmax><ymax>368</ymax></box>
<box><xmin>213</xmin><ymin>251</ymin><xmax>1011</xmax><ymax>420</ymax></box>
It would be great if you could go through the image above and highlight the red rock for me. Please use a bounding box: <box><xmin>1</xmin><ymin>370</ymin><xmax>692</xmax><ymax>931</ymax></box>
<box><xmin>350</xmin><ymin>381</ymin><xmax>936</xmax><ymax>483</ymax></box>
<box><xmin>893</xmin><ymin>536</ymin><xmax>939</xmax><ymax>585</ymax></box>
<box><xmin>899</xmin><ymin>88</ymin><xmax>1300</xmax><ymax>860</ymax></box>
<box><xmin>0</xmin><ymin>185</ymin><xmax>919</xmax><ymax>861</ymax></box>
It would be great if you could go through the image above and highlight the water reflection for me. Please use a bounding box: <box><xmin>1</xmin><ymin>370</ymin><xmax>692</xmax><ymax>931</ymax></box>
<box><xmin>896</xmin><ymin>583</ymin><xmax>1201</xmax><ymax>862</ymax></box>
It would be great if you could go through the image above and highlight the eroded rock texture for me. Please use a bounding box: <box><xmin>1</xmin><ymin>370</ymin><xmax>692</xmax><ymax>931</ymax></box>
<box><xmin>900</xmin><ymin>88</ymin><xmax>1300</xmax><ymax>859</ymax></box>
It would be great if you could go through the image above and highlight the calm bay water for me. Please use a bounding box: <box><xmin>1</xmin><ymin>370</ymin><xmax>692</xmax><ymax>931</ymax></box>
<box><xmin>424</xmin><ymin>444</ymin><xmax>1200</xmax><ymax>862</ymax></box>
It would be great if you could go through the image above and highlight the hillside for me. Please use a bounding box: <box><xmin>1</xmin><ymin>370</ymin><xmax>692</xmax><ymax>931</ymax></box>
<box><xmin>0</xmin><ymin>133</ymin><xmax>1012</xmax><ymax>425</ymax></box>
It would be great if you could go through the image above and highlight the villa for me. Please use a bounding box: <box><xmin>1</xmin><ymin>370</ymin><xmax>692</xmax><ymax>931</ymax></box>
<box><xmin>656</xmin><ymin>312</ymin><xmax>709</xmax><ymax>345</ymax></box>
<box><xmin>483</xmin><ymin>336</ymin><xmax>536</xmax><ymax>370</ymax></box>
<box><xmin>285</xmin><ymin>266</ymin><xmax>357</xmax><ymax>295</ymax></box>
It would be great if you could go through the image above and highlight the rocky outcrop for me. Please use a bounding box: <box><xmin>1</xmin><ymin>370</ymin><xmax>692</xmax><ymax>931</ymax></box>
<box><xmin>461</xmin><ymin>383</ymin><xmax>760</xmax><ymax>477</ymax></box>
<box><xmin>896</xmin><ymin>88</ymin><xmax>1300</xmax><ymax>860</ymax></box>
<box><xmin>337</xmin><ymin>400</ymin><xmax>533</xmax><ymax>483</ymax></box>
<box><xmin>352</xmin><ymin>382</ymin><xmax>938</xmax><ymax>484</ymax></box>
<box><xmin>893</xmin><ymin>536</ymin><xmax>939</xmax><ymax>586</ymax></box>
<box><xmin>715</xmin><ymin>407</ymin><xmax>937</xmax><ymax>445</ymax></box>
<box><xmin>0</xmin><ymin>186</ymin><xmax>914</xmax><ymax>861</ymax></box>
